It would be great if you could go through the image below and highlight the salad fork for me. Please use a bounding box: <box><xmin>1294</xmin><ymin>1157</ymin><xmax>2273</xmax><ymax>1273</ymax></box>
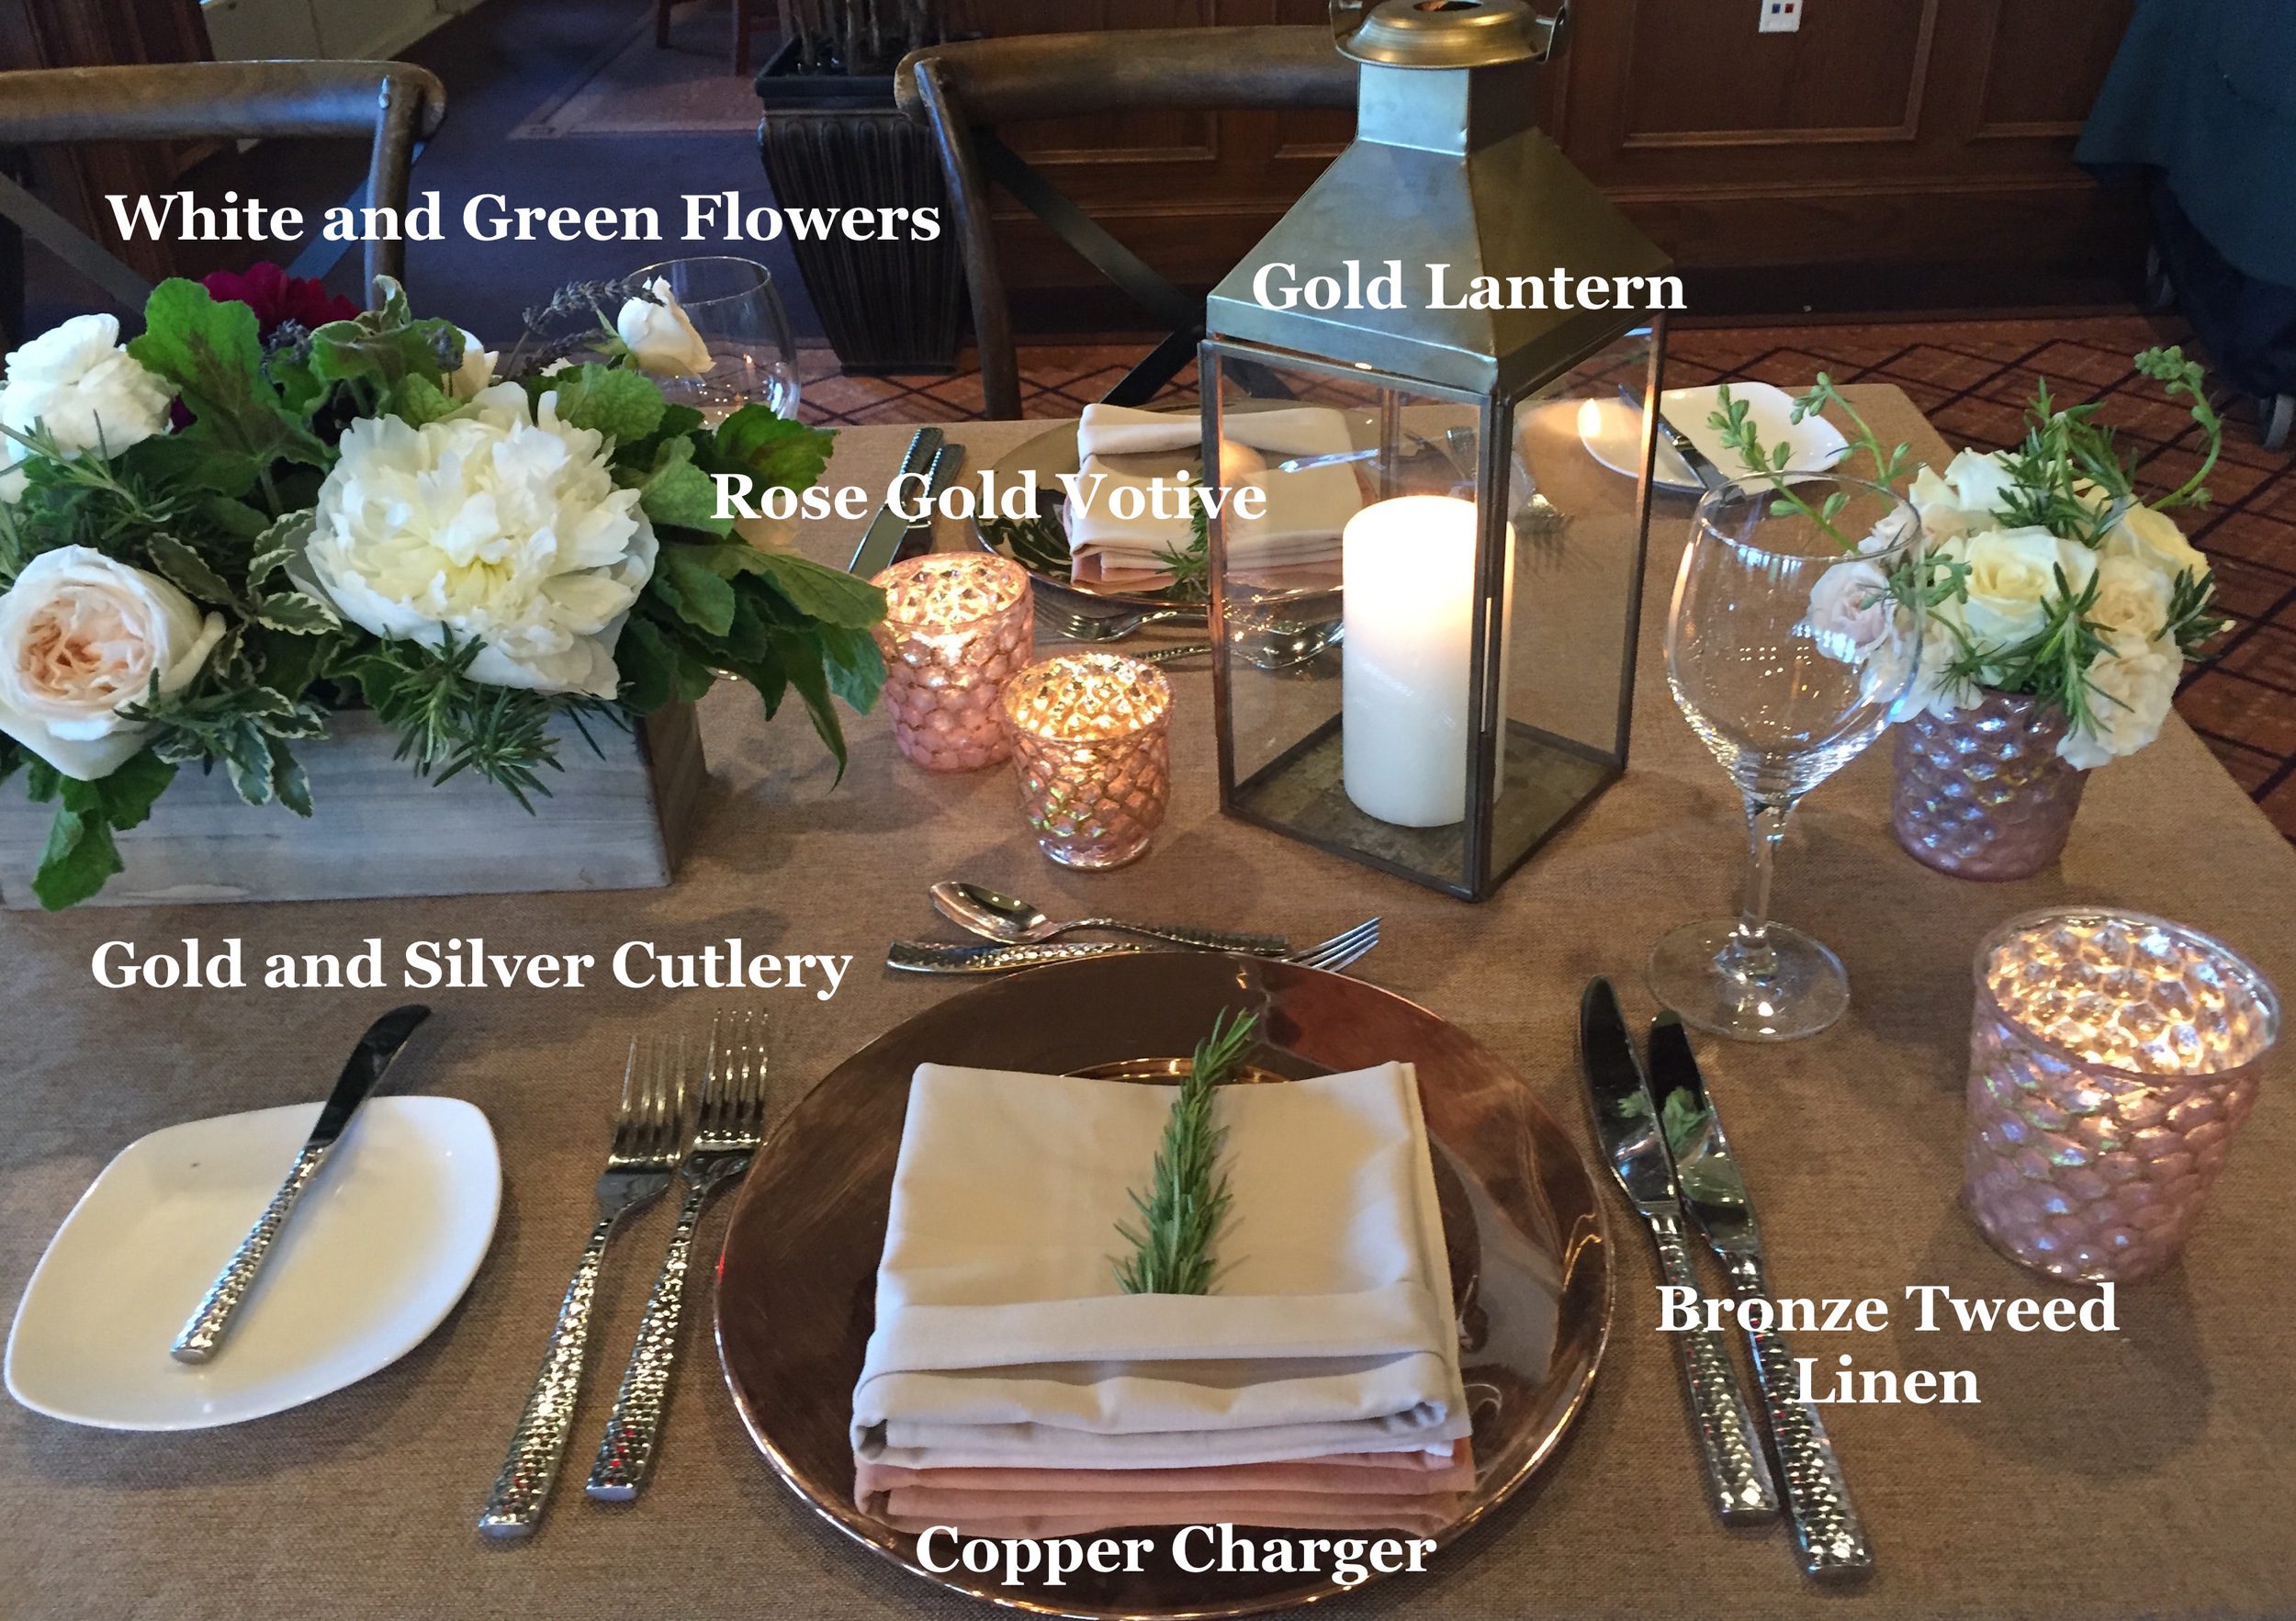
<box><xmin>478</xmin><ymin>1039</ymin><xmax>684</xmax><ymax>1540</ymax></box>
<box><xmin>585</xmin><ymin>1012</ymin><xmax>769</xmax><ymax>1503</ymax></box>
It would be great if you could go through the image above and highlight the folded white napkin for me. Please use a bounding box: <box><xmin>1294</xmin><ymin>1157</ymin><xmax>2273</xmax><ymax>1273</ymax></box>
<box><xmin>1078</xmin><ymin>402</ymin><xmax>1354</xmax><ymax>461</ymax></box>
<box><xmin>852</xmin><ymin>1062</ymin><xmax>1469</xmax><ymax>1471</ymax></box>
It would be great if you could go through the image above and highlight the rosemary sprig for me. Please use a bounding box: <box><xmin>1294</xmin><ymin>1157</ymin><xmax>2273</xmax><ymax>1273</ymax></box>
<box><xmin>1112</xmin><ymin>1008</ymin><xmax>1258</xmax><ymax>1295</ymax></box>
<box><xmin>1153</xmin><ymin>497</ymin><xmax>1211</xmax><ymax>602</ymax></box>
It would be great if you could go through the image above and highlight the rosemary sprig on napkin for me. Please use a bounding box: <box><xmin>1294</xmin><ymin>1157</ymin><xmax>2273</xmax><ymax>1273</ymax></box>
<box><xmin>1113</xmin><ymin>1009</ymin><xmax>1257</xmax><ymax>1295</ymax></box>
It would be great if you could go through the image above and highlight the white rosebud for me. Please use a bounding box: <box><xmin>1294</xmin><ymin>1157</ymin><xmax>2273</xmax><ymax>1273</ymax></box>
<box><xmin>613</xmin><ymin>278</ymin><xmax>713</xmax><ymax>378</ymax></box>
<box><xmin>445</xmin><ymin>327</ymin><xmax>498</xmax><ymax>400</ymax></box>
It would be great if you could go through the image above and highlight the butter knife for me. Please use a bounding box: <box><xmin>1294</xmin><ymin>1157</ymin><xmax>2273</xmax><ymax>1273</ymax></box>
<box><xmin>1648</xmin><ymin>1012</ymin><xmax>1874</xmax><ymax>1581</ymax></box>
<box><xmin>850</xmin><ymin>426</ymin><xmax>942</xmax><ymax>577</ymax></box>
<box><xmin>888</xmin><ymin>939</ymin><xmax>1150</xmax><ymax>974</ymax></box>
<box><xmin>1579</xmin><ymin>979</ymin><xmax>1779</xmax><ymax>1525</ymax></box>
<box><xmin>1619</xmin><ymin>384</ymin><xmax>1728</xmax><ymax>492</ymax></box>
<box><xmin>170</xmin><ymin>1004</ymin><xmax>432</xmax><ymax>1363</ymax></box>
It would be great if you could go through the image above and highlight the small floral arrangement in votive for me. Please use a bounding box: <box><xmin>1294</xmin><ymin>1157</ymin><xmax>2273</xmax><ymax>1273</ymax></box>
<box><xmin>0</xmin><ymin>266</ymin><xmax>883</xmax><ymax>906</ymax></box>
<box><xmin>1713</xmin><ymin>349</ymin><xmax>2226</xmax><ymax>770</ymax></box>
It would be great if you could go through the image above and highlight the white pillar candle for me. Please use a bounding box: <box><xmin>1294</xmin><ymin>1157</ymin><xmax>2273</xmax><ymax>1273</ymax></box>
<box><xmin>1341</xmin><ymin>494</ymin><xmax>1509</xmax><ymax>827</ymax></box>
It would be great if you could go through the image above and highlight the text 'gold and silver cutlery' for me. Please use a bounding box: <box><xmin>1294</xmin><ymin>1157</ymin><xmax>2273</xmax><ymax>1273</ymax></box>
<box><xmin>1648</xmin><ymin>1012</ymin><xmax>1874</xmax><ymax>1581</ymax></box>
<box><xmin>889</xmin><ymin>917</ymin><xmax>1379</xmax><ymax>976</ymax></box>
<box><xmin>586</xmin><ymin>1012</ymin><xmax>768</xmax><ymax>1503</ymax></box>
<box><xmin>929</xmin><ymin>879</ymin><xmax>1289</xmax><ymax>955</ymax></box>
<box><xmin>1578</xmin><ymin>978</ymin><xmax>1778</xmax><ymax>1525</ymax></box>
<box><xmin>170</xmin><ymin>1004</ymin><xmax>431</xmax><ymax>1365</ymax></box>
<box><xmin>478</xmin><ymin>1038</ymin><xmax>684</xmax><ymax>1539</ymax></box>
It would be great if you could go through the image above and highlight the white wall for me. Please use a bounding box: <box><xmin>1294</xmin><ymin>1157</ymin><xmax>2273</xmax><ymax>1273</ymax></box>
<box><xmin>200</xmin><ymin>0</ymin><xmax>469</xmax><ymax>62</ymax></box>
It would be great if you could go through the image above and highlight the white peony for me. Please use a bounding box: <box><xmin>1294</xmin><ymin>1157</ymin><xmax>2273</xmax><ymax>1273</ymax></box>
<box><xmin>1960</xmin><ymin>525</ymin><xmax>2097</xmax><ymax>650</ymax></box>
<box><xmin>614</xmin><ymin>279</ymin><xmax>713</xmax><ymax>378</ymax></box>
<box><xmin>0</xmin><ymin>546</ymin><xmax>224</xmax><ymax>780</ymax></box>
<box><xmin>0</xmin><ymin>314</ymin><xmax>175</xmax><ymax>501</ymax></box>
<box><xmin>301</xmin><ymin>381</ymin><xmax>656</xmax><ymax>698</ymax></box>
<box><xmin>2103</xmin><ymin>501</ymin><xmax>2207</xmax><ymax>584</ymax></box>
<box><xmin>445</xmin><ymin>328</ymin><xmax>498</xmax><ymax>400</ymax></box>
<box><xmin>2059</xmin><ymin>632</ymin><xmax>2181</xmax><ymax>770</ymax></box>
<box><xmin>1907</xmin><ymin>448</ymin><xmax>2018</xmax><ymax>543</ymax></box>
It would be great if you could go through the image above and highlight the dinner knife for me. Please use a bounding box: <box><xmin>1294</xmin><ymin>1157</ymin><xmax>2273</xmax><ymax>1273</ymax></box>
<box><xmin>1619</xmin><ymin>384</ymin><xmax>1728</xmax><ymax>492</ymax></box>
<box><xmin>1578</xmin><ymin>979</ymin><xmax>1779</xmax><ymax>1525</ymax></box>
<box><xmin>1647</xmin><ymin>1011</ymin><xmax>1874</xmax><ymax>1581</ymax></box>
<box><xmin>890</xmin><ymin>441</ymin><xmax>965</xmax><ymax>568</ymax></box>
<box><xmin>170</xmin><ymin>1004</ymin><xmax>432</xmax><ymax>1364</ymax></box>
<box><xmin>849</xmin><ymin>426</ymin><xmax>942</xmax><ymax>577</ymax></box>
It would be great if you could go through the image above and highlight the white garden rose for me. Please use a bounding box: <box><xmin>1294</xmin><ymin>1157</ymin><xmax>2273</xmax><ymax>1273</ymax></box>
<box><xmin>1806</xmin><ymin>557</ymin><xmax>1895</xmax><ymax>664</ymax></box>
<box><xmin>2088</xmin><ymin>552</ymin><xmax>2173</xmax><ymax>644</ymax></box>
<box><xmin>0</xmin><ymin>314</ymin><xmax>175</xmax><ymax>501</ymax></box>
<box><xmin>301</xmin><ymin>381</ymin><xmax>656</xmax><ymax>698</ymax></box>
<box><xmin>445</xmin><ymin>328</ymin><xmax>498</xmax><ymax>400</ymax></box>
<box><xmin>0</xmin><ymin>546</ymin><xmax>225</xmax><ymax>780</ymax></box>
<box><xmin>2103</xmin><ymin>501</ymin><xmax>2207</xmax><ymax>584</ymax></box>
<box><xmin>614</xmin><ymin>279</ymin><xmax>713</xmax><ymax>378</ymax></box>
<box><xmin>1960</xmin><ymin>525</ymin><xmax>2097</xmax><ymax>650</ymax></box>
<box><xmin>1907</xmin><ymin>448</ymin><xmax>2018</xmax><ymax>543</ymax></box>
<box><xmin>2059</xmin><ymin>633</ymin><xmax>2180</xmax><ymax>770</ymax></box>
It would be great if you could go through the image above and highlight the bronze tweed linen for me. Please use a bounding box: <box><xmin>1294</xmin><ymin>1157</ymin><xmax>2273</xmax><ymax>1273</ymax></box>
<box><xmin>3</xmin><ymin>390</ymin><xmax>2292</xmax><ymax>1619</ymax></box>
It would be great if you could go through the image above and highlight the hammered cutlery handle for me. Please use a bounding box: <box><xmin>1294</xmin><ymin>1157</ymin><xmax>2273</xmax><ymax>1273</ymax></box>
<box><xmin>1075</xmin><ymin>919</ymin><xmax>1289</xmax><ymax>955</ymax></box>
<box><xmin>887</xmin><ymin>940</ymin><xmax>1146</xmax><ymax>974</ymax></box>
<box><xmin>478</xmin><ymin>1213</ymin><xmax>618</xmax><ymax>1539</ymax></box>
<box><xmin>585</xmin><ymin>1181</ymin><xmax>709</xmax><ymax>1502</ymax></box>
<box><xmin>1727</xmin><ymin>1261</ymin><xmax>1873</xmax><ymax>1580</ymax></box>
<box><xmin>171</xmin><ymin>1143</ymin><xmax>331</xmax><ymax>1363</ymax></box>
<box><xmin>1649</xmin><ymin>1214</ymin><xmax>1779</xmax><ymax>1525</ymax></box>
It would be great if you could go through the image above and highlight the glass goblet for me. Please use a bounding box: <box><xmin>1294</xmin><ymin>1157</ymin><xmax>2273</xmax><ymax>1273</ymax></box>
<box><xmin>622</xmin><ymin>254</ymin><xmax>801</xmax><ymax>422</ymax></box>
<box><xmin>1647</xmin><ymin>474</ymin><xmax>1923</xmax><ymax>1041</ymax></box>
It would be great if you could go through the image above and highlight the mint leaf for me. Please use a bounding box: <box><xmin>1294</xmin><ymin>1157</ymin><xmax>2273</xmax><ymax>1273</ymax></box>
<box><xmin>145</xmin><ymin>533</ymin><xmax>238</xmax><ymax>607</ymax></box>
<box><xmin>779</xmin><ymin>628</ymin><xmax>848</xmax><ymax>782</ymax></box>
<box><xmin>392</xmin><ymin>375</ymin><xmax>458</xmax><ymax>428</ymax></box>
<box><xmin>730</xmin><ymin>548</ymin><xmax>886</xmax><ymax>630</ymax></box>
<box><xmin>650</xmin><ymin>546</ymin><xmax>738</xmax><ymax>636</ymax></box>
<box><xmin>129</xmin><ymin>279</ymin><xmax>326</xmax><ymax>470</ymax></box>
<box><xmin>636</xmin><ymin>437</ymin><xmax>732</xmax><ymax>535</ymax></box>
<box><xmin>306</xmin><ymin>282</ymin><xmax>459</xmax><ymax>397</ymax></box>
<box><xmin>97</xmin><ymin>749</ymin><xmax>177</xmax><ymax>831</ymax></box>
<box><xmin>32</xmin><ymin>803</ymin><xmax>118</xmax><ymax>909</ymax></box>
<box><xmin>816</xmin><ymin>622</ymin><xmax>884</xmax><ymax>713</ymax></box>
<box><xmin>703</xmin><ymin>406</ymin><xmax>833</xmax><ymax>491</ymax></box>
<box><xmin>545</xmin><ymin>364</ymin><xmax>665</xmax><ymax>446</ymax></box>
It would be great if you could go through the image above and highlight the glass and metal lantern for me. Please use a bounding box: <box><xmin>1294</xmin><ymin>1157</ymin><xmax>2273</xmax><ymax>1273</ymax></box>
<box><xmin>1200</xmin><ymin>0</ymin><xmax>1672</xmax><ymax>900</ymax></box>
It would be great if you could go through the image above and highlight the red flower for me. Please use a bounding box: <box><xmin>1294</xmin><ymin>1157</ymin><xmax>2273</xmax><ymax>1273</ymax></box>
<box><xmin>202</xmin><ymin>262</ymin><xmax>359</xmax><ymax>337</ymax></box>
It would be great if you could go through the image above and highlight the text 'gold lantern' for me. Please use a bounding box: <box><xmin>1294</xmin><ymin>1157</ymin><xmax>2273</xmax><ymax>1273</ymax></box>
<box><xmin>1201</xmin><ymin>0</ymin><xmax>1672</xmax><ymax>900</ymax></box>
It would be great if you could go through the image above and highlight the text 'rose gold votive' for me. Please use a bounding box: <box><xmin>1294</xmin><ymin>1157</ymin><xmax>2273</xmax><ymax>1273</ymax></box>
<box><xmin>871</xmin><ymin>554</ymin><xmax>1034</xmax><ymax>772</ymax></box>
<box><xmin>1001</xmin><ymin>652</ymin><xmax>1172</xmax><ymax>870</ymax></box>
<box><xmin>1964</xmin><ymin>908</ymin><xmax>2279</xmax><ymax>1284</ymax></box>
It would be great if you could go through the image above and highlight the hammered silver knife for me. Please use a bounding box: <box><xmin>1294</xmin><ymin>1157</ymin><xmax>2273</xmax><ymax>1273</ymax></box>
<box><xmin>1649</xmin><ymin>1011</ymin><xmax>1874</xmax><ymax>1581</ymax></box>
<box><xmin>1579</xmin><ymin>978</ymin><xmax>1778</xmax><ymax>1525</ymax></box>
<box><xmin>170</xmin><ymin>1003</ymin><xmax>432</xmax><ymax>1363</ymax></box>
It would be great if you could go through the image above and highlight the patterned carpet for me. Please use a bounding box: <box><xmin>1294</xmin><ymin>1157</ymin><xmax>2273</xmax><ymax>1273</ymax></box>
<box><xmin>792</xmin><ymin>315</ymin><xmax>2296</xmax><ymax>843</ymax></box>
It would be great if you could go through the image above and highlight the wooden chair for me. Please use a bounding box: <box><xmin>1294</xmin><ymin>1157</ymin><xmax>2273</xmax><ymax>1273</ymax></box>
<box><xmin>0</xmin><ymin>61</ymin><xmax>445</xmax><ymax>343</ymax></box>
<box><xmin>895</xmin><ymin>28</ymin><xmax>1356</xmax><ymax>419</ymax></box>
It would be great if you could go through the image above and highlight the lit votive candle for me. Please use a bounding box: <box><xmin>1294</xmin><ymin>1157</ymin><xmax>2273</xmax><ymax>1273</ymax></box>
<box><xmin>1341</xmin><ymin>494</ymin><xmax>1510</xmax><ymax>827</ymax></box>
<box><xmin>1964</xmin><ymin>908</ymin><xmax>2279</xmax><ymax>1284</ymax></box>
<box><xmin>870</xmin><ymin>554</ymin><xmax>1034</xmax><ymax>772</ymax></box>
<box><xmin>1000</xmin><ymin>653</ymin><xmax>1172</xmax><ymax>870</ymax></box>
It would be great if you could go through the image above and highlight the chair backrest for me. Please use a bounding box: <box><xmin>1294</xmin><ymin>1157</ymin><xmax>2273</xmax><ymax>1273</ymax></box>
<box><xmin>895</xmin><ymin>28</ymin><xmax>1356</xmax><ymax>418</ymax></box>
<box><xmin>0</xmin><ymin>61</ymin><xmax>446</xmax><ymax>332</ymax></box>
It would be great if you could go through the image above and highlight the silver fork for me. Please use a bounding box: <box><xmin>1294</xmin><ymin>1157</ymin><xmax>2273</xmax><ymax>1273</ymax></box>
<box><xmin>478</xmin><ymin>1040</ymin><xmax>684</xmax><ymax>1540</ymax></box>
<box><xmin>886</xmin><ymin>917</ymin><xmax>1380</xmax><ymax>975</ymax></box>
<box><xmin>585</xmin><ymin>1013</ymin><xmax>768</xmax><ymax>1503</ymax></box>
<box><xmin>1038</xmin><ymin>602</ymin><xmax>1190</xmax><ymax>642</ymax></box>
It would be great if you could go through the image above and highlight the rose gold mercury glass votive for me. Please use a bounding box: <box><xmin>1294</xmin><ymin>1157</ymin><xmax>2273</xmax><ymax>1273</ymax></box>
<box><xmin>1000</xmin><ymin>652</ymin><xmax>1173</xmax><ymax>870</ymax></box>
<box><xmin>1964</xmin><ymin>908</ymin><xmax>2279</xmax><ymax>1284</ymax></box>
<box><xmin>870</xmin><ymin>554</ymin><xmax>1034</xmax><ymax>772</ymax></box>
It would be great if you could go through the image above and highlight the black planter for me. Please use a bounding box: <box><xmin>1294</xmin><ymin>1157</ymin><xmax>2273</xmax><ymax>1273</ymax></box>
<box><xmin>755</xmin><ymin>40</ymin><xmax>965</xmax><ymax>375</ymax></box>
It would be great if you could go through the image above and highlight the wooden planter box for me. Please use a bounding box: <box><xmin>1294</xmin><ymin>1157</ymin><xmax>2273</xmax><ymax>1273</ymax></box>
<box><xmin>0</xmin><ymin>704</ymin><xmax>704</xmax><ymax>910</ymax></box>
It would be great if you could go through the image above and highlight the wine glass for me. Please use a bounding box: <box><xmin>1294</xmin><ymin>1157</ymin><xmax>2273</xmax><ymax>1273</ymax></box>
<box><xmin>622</xmin><ymin>255</ymin><xmax>801</xmax><ymax>422</ymax></box>
<box><xmin>1647</xmin><ymin>475</ymin><xmax>1923</xmax><ymax>1041</ymax></box>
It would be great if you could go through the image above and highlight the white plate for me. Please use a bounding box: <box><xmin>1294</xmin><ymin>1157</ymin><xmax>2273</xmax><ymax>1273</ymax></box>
<box><xmin>1579</xmin><ymin>380</ymin><xmax>1850</xmax><ymax>494</ymax></box>
<box><xmin>6</xmin><ymin>1096</ymin><xmax>499</xmax><ymax>1431</ymax></box>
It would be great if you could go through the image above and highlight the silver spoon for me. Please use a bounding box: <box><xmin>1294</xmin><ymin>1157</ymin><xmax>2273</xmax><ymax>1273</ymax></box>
<box><xmin>929</xmin><ymin>882</ymin><xmax>1289</xmax><ymax>956</ymax></box>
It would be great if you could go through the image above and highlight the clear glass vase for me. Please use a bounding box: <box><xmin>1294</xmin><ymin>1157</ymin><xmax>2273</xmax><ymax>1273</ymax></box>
<box><xmin>1891</xmin><ymin>691</ymin><xmax>2087</xmax><ymax>881</ymax></box>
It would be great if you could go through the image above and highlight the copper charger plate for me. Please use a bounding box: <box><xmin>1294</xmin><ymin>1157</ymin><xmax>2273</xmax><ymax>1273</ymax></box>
<box><xmin>714</xmin><ymin>954</ymin><xmax>1612</xmax><ymax>1619</ymax></box>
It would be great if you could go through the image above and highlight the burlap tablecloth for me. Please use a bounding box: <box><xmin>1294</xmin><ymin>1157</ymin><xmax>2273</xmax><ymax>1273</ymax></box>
<box><xmin>4</xmin><ymin>388</ymin><xmax>2291</xmax><ymax>1620</ymax></box>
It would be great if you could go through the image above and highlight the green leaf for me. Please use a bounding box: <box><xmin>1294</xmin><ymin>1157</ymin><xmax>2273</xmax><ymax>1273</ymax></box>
<box><xmin>613</xmin><ymin>615</ymin><xmax>676</xmax><ymax>713</ymax></box>
<box><xmin>145</xmin><ymin>533</ymin><xmax>239</xmax><ymax>607</ymax></box>
<box><xmin>248</xmin><ymin>625</ymin><xmax>337</xmax><ymax>700</ymax></box>
<box><xmin>703</xmin><ymin>406</ymin><xmax>833</xmax><ymax>491</ymax></box>
<box><xmin>392</xmin><ymin>375</ymin><xmax>459</xmax><ymax>428</ymax></box>
<box><xmin>725</xmin><ymin>548</ymin><xmax>887</xmax><ymax>630</ymax></box>
<box><xmin>117</xmin><ymin>431</ymin><xmax>258</xmax><ymax>499</ymax></box>
<box><xmin>268</xmin><ymin>737</ymin><xmax>313</xmax><ymax>817</ymax></box>
<box><xmin>780</xmin><ymin>629</ymin><xmax>848</xmax><ymax>782</ymax></box>
<box><xmin>650</xmin><ymin>546</ymin><xmax>739</xmax><ymax>637</ymax></box>
<box><xmin>545</xmin><ymin>364</ymin><xmax>665</xmax><ymax>445</ymax></box>
<box><xmin>98</xmin><ymin>750</ymin><xmax>177</xmax><ymax>832</ymax></box>
<box><xmin>816</xmin><ymin>622</ymin><xmax>885</xmax><ymax>713</ymax></box>
<box><xmin>253</xmin><ymin>591</ymin><xmax>341</xmax><ymax>636</ymax></box>
<box><xmin>636</xmin><ymin>437</ymin><xmax>733</xmax><ymax>535</ymax></box>
<box><xmin>23</xmin><ymin>759</ymin><xmax>62</xmax><ymax>804</ymax></box>
<box><xmin>306</xmin><ymin>286</ymin><xmax>459</xmax><ymax>398</ymax></box>
<box><xmin>127</xmin><ymin>279</ymin><xmax>326</xmax><ymax>469</ymax></box>
<box><xmin>31</xmin><ymin>803</ymin><xmax>119</xmax><ymax>910</ymax></box>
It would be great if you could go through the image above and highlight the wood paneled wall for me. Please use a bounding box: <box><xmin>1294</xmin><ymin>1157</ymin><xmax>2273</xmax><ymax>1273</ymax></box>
<box><xmin>972</xmin><ymin>0</ymin><xmax>2140</xmax><ymax>328</ymax></box>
